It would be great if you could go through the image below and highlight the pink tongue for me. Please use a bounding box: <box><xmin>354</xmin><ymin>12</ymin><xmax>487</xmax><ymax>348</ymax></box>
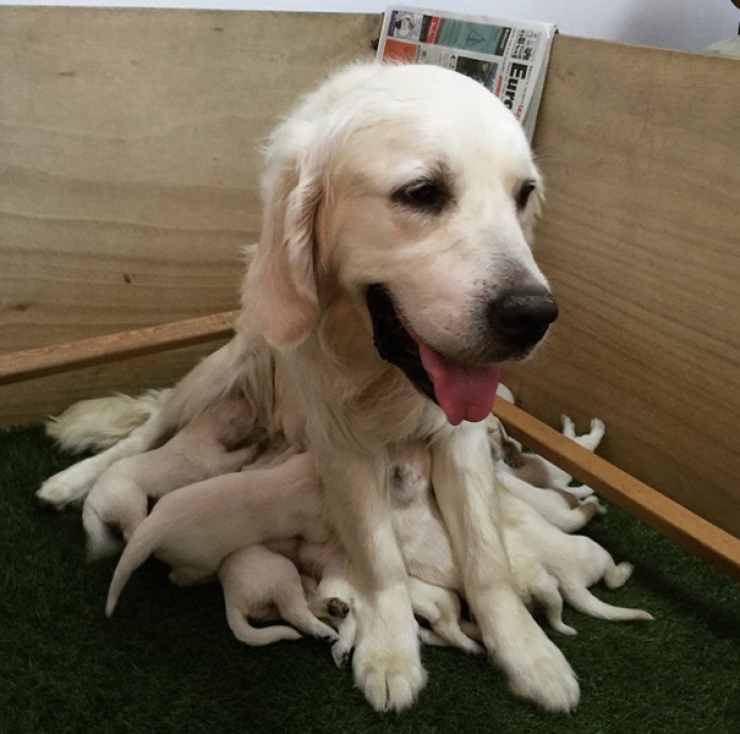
<box><xmin>418</xmin><ymin>344</ymin><xmax>501</xmax><ymax>426</ymax></box>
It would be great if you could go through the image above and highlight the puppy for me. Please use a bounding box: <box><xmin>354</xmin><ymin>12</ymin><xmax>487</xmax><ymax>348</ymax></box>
<box><xmin>105</xmin><ymin>452</ymin><xmax>327</xmax><ymax>616</ymax></box>
<box><xmin>218</xmin><ymin>541</ymin><xmax>347</xmax><ymax>646</ymax></box>
<box><xmin>501</xmin><ymin>492</ymin><xmax>654</xmax><ymax>631</ymax></box>
<box><xmin>82</xmin><ymin>396</ymin><xmax>260</xmax><ymax>559</ymax></box>
<box><xmin>499</xmin><ymin>416</ymin><xmax>606</xmax><ymax>498</ymax></box>
<box><xmin>497</xmin><ymin>471</ymin><xmax>604</xmax><ymax>533</ymax></box>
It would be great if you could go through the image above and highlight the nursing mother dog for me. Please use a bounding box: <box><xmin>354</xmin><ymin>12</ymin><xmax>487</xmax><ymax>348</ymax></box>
<box><xmin>40</xmin><ymin>63</ymin><xmax>570</xmax><ymax>712</ymax></box>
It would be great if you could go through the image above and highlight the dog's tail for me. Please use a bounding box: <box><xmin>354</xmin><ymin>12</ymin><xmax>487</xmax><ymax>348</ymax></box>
<box><xmin>82</xmin><ymin>502</ymin><xmax>124</xmax><ymax>561</ymax></box>
<box><xmin>46</xmin><ymin>389</ymin><xmax>171</xmax><ymax>454</ymax></box>
<box><xmin>225</xmin><ymin>605</ymin><xmax>303</xmax><ymax>646</ymax></box>
<box><xmin>105</xmin><ymin>516</ymin><xmax>161</xmax><ymax>617</ymax></box>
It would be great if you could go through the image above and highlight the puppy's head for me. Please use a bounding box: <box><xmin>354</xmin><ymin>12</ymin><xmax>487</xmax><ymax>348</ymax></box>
<box><xmin>245</xmin><ymin>63</ymin><xmax>556</xmax><ymax>425</ymax></box>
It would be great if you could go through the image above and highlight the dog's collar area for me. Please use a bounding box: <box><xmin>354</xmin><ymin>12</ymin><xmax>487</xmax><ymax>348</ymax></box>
<box><xmin>365</xmin><ymin>284</ymin><xmax>437</xmax><ymax>405</ymax></box>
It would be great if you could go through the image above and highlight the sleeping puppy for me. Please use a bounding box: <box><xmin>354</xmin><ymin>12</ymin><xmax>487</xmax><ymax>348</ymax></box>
<box><xmin>38</xmin><ymin>63</ymin><xmax>574</xmax><ymax>713</ymax></box>
<box><xmin>497</xmin><ymin>472</ymin><xmax>604</xmax><ymax>533</ymax></box>
<box><xmin>105</xmin><ymin>452</ymin><xmax>327</xmax><ymax>616</ymax></box>
<box><xmin>82</xmin><ymin>395</ymin><xmax>260</xmax><ymax>559</ymax></box>
<box><xmin>498</xmin><ymin>415</ymin><xmax>606</xmax><ymax>498</ymax></box>
<box><xmin>218</xmin><ymin>541</ymin><xmax>347</xmax><ymax>647</ymax></box>
<box><xmin>501</xmin><ymin>492</ymin><xmax>654</xmax><ymax>631</ymax></box>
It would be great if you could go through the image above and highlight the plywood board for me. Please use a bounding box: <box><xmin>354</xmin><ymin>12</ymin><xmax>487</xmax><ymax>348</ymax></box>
<box><xmin>1</xmin><ymin>9</ymin><xmax>737</xmax><ymax>540</ymax></box>
<box><xmin>505</xmin><ymin>37</ymin><xmax>740</xmax><ymax>537</ymax></box>
<box><xmin>0</xmin><ymin>7</ymin><xmax>380</xmax><ymax>423</ymax></box>
<box><xmin>0</xmin><ymin>7</ymin><xmax>381</xmax><ymax>353</ymax></box>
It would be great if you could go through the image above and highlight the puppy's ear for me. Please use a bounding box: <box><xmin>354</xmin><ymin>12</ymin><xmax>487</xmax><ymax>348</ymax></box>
<box><xmin>243</xmin><ymin>141</ymin><xmax>323</xmax><ymax>349</ymax></box>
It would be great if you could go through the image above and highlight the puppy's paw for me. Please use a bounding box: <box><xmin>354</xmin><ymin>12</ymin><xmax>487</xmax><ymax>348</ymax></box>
<box><xmin>327</xmin><ymin>597</ymin><xmax>350</xmax><ymax>618</ymax></box>
<box><xmin>36</xmin><ymin>467</ymin><xmax>94</xmax><ymax>509</ymax></box>
<box><xmin>577</xmin><ymin>419</ymin><xmax>606</xmax><ymax>452</ymax></box>
<box><xmin>317</xmin><ymin>629</ymin><xmax>341</xmax><ymax>645</ymax></box>
<box><xmin>560</xmin><ymin>414</ymin><xmax>576</xmax><ymax>438</ymax></box>
<box><xmin>352</xmin><ymin>625</ymin><xmax>427</xmax><ymax>712</ymax></box>
<box><xmin>581</xmin><ymin>495</ymin><xmax>607</xmax><ymax>515</ymax></box>
<box><xmin>604</xmin><ymin>561</ymin><xmax>633</xmax><ymax>589</ymax></box>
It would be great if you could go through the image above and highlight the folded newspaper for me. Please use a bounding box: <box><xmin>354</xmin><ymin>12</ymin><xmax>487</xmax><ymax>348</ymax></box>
<box><xmin>376</xmin><ymin>6</ymin><xmax>557</xmax><ymax>141</ymax></box>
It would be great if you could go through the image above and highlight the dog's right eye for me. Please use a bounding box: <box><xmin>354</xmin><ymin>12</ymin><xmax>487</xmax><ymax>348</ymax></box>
<box><xmin>392</xmin><ymin>179</ymin><xmax>450</xmax><ymax>214</ymax></box>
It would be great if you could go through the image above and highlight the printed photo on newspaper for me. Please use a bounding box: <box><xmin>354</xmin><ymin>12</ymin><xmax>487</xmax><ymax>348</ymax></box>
<box><xmin>376</xmin><ymin>5</ymin><xmax>557</xmax><ymax>140</ymax></box>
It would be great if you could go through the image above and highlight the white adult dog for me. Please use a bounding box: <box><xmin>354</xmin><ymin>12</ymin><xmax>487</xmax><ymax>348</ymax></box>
<box><xmin>38</xmin><ymin>63</ymin><xmax>574</xmax><ymax>712</ymax></box>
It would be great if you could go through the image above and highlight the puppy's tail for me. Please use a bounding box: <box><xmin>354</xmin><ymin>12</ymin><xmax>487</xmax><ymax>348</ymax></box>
<box><xmin>225</xmin><ymin>605</ymin><xmax>303</xmax><ymax>646</ymax></box>
<box><xmin>561</xmin><ymin>583</ymin><xmax>654</xmax><ymax>624</ymax></box>
<box><xmin>105</xmin><ymin>517</ymin><xmax>160</xmax><ymax>617</ymax></box>
<box><xmin>46</xmin><ymin>389</ymin><xmax>171</xmax><ymax>454</ymax></box>
<box><xmin>82</xmin><ymin>502</ymin><xmax>123</xmax><ymax>560</ymax></box>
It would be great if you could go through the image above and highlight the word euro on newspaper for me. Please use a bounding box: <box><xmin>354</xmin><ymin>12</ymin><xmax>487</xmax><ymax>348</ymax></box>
<box><xmin>376</xmin><ymin>6</ymin><xmax>556</xmax><ymax>141</ymax></box>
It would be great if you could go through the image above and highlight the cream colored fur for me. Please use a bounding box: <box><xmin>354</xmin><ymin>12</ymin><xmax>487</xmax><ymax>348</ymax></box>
<box><xmin>82</xmin><ymin>396</ymin><xmax>261</xmax><ymax>559</ymax></box>
<box><xmin>105</xmin><ymin>453</ymin><xmax>327</xmax><ymax>617</ymax></box>
<box><xmin>38</xmin><ymin>62</ymin><xmax>581</xmax><ymax>713</ymax></box>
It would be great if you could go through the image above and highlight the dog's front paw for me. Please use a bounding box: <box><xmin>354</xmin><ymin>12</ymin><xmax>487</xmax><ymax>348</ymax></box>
<box><xmin>353</xmin><ymin>633</ymin><xmax>427</xmax><ymax>712</ymax></box>
<box><xmin>500</xmin><ymin>624</ymin><xmax>579</xmax><ymax>714</ymax></box>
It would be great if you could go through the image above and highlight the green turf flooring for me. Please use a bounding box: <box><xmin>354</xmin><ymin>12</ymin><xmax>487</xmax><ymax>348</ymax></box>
<box><xmin>1</xmin><ymin>423</ymin><xmax>738</xmax><ymax>734</ymax></box>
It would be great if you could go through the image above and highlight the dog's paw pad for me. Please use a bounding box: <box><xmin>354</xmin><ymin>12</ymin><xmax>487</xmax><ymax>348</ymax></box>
<box><xmin>327</xmin><ymin>597</ymin><xmax>350</xmax><ymax>618</ymax></box>
<box><xmin>331</xmin><ymin>643</ymin><xmax>351</xmax><ymax>668</ymax></box>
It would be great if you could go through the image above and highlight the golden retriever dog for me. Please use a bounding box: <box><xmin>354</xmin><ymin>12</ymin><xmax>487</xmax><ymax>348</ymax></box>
<box><xmin>37</xmin><ymin>62</ymin><xmax>575</xmax><ymax>712</ymax></box>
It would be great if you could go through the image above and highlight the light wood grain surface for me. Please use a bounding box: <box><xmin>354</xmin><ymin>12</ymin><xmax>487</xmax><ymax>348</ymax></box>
<box><xmin>1</xmin><ymin>9</ymin><xmax>737</xmax><ymax>539</ymax></box>
<box><xmin>0</xmin><ymin>8</ymin><xmax>381</xmax><ymax>422</ymax></box>
<box><xmin>505</xmin><ymin>37</ymin><xmax>740</xmax><ymax>537</ymax></box>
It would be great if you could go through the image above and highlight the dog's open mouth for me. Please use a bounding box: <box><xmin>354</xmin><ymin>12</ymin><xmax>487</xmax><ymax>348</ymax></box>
<box><xmin>366</xmin><ymin>284</ymin><xmax>500</xmax><ymax>426</ymax></box>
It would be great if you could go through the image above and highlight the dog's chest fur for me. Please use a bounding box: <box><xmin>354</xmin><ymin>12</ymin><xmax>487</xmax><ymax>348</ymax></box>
<box><xmin>275</xmin><ymin>295</ymin><xmax>440</xmax><ymax>450</ymax></box>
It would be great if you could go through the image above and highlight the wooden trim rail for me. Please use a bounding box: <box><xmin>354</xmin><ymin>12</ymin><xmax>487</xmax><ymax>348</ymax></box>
<box><xmin>0</xmin><ymin>311</ymin><xmax>239</xmax><ymax>386</ymax></box>
<box><xmin>1</xmin><ymin>310</ymin><xmax>738</xmax><ymax>580</ymax></box>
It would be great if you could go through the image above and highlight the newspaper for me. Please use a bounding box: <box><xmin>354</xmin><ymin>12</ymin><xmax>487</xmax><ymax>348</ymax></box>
<box><xmin>376</xmin><ymin>5</ymin><xmax>557</xmax><ymax>141</ymax></box>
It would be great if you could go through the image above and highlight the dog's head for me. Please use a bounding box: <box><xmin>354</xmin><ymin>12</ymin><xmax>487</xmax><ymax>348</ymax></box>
<box><xmin>244</xmin><ymin>63</ymin><xmax>556</xmax><ymax>425</ymax></box>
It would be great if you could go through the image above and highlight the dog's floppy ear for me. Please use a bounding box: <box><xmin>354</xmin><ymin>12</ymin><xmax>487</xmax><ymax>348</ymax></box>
<box><xmin>243</xmin><ymin>131</ymin><xmax>323</xmax><ymax>349</ymax></box>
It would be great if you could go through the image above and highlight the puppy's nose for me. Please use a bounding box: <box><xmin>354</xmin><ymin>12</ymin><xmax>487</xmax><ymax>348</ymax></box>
<box><xmin>489</xmin><ymin>287</ymin><xmax>559</xmax><ymax>343</ymax></box>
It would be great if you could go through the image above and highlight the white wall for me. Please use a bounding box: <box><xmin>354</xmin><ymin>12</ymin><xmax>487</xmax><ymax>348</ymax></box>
<box><xmin>2</xmin><ymin>1</ymin><xmax>739</xmax><ymax>51</ymax></box>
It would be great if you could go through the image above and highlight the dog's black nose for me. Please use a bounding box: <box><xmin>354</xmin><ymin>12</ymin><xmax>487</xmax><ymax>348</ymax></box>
<box><xmin>489</xmin><ymin>287</ymin><xmax>559</xmax><ymax>343</ymax></box>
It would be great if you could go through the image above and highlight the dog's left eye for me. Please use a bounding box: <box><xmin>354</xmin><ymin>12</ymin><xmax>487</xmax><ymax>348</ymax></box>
<box><xmin>515</xmin><ymin>180</ymin><xmax>537</xmax><ymax>211</ymax></box>
<box><xmin>392</xmin><ymin>179</ymin><xmax>450</xmax><ymax>214</ymax></box>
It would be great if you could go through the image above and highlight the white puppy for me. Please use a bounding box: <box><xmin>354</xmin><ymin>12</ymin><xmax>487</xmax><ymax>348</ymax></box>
<box><xmin>501</xmin><ymin>492</ymin><xmax>654</xmax><ymax>633</ymax></box>
<box><xmin>218</xmin><ymin>541</ymin><xmax>347</xmax><ymax>646</ymax></box>
<box><xmin>497</xmin><ymin>472</ymin><xmax>604</xmax><ymax>533</ymax></box>
<box><xmin>105</xmin><ymin>452</ymin><xmax>327</xmax><ymax>616</ymax></box>
<box><xmin>499</xmin><ymin>416</ymin><xmax>606</xmax><ymax>497</ymax></box>
<box><xmin>82</xmin><ymin>396</ymin><xmax>260</xmax><ymax>559</ymax></box>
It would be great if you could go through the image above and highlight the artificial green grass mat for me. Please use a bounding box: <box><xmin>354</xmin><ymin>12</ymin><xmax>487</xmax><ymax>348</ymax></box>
<box><xmin>1</xmin><ymin>423</ymin><xmax>738</xmax><ymax>734</ymax></box>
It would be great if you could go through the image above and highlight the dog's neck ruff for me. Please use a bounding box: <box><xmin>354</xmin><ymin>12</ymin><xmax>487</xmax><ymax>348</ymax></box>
<box><xmin>366</xmin><ymin>284</ymin><xmax>500</xmax><ymax>426</ymax></box>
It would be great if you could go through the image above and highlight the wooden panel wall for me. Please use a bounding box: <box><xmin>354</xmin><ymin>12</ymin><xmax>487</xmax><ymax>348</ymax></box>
<box><xmin>504</xmin><ymin>38</ymin><xmax>740</xmax><ymax>537</ymax></box>
<box><xmin>1</xmin><ymin>9</ymin><xmax>737</xmax><ymax>536</ymax></box>
<box><xmin>0</xmin><ymin>8</ymin><xmax>381</xmax><ymax>422</ymax></box>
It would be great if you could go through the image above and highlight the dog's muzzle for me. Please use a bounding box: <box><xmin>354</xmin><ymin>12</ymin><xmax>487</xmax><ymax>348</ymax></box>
<box><xmin>365</xmin><ymin>283</ymin><xmax>557</xmax><ymax>426</ymax></box>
